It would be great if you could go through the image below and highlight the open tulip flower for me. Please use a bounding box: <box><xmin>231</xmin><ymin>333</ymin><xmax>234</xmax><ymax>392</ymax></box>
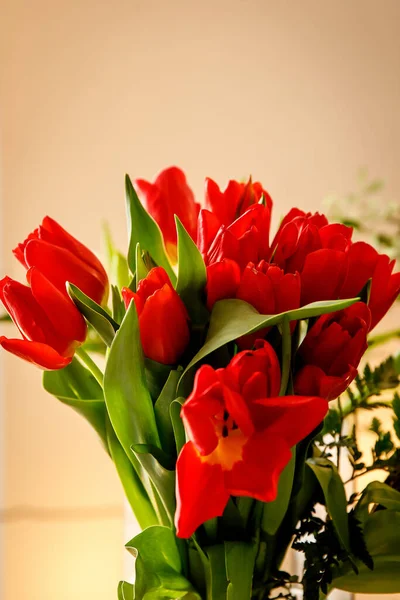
<box><xmin>175</xmin><ymin>341</ymin><xmax>328</xmax><ymax>538</ymax></box>
<box><xmin>204</xmin><ymin>176</ymin><xmax>272</xmax><ymax>227</ymax></box>
<box><xmin>0</xmin><ymin>269</ymin><xmax>86</xmax><ymax>369</ymax></box>
<box><xmin>1</xmin><ymin>167</ymin><xmax>400</xmax><ymax>599</ymax></box>
<box><xmin>13</xmin><ymin>216</ymin><xmax>109</xmax><ymax>305</ymax></box>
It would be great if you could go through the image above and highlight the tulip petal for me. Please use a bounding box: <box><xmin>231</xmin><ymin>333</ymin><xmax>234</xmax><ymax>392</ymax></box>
<box><xmin>139</xmin><ymin>283</ymin><xmax>189</xmax><ymax>364</ymax></box>
<box><xmin>254</xmin><ymin>395</ymin><xmax>328</xmax><ymax>445</ymax></box>
<box><xmin>301</xmin><ymin>249</ymin><xmax>347</xmax><ymax>305</ymax></box>
<box><xmin>39</xmin><ymin>217</ymin><xmax>108</xmax><ymax>286</ymax></box>
<box><xmin>294</xmin><ymin>365</ymin><xmax>356</xmax><ymax>401</ymax></box>
<box><xmin>0</xmin><ymin>337</ymin><xmax>72</xmax><ymax>370</ymax></box>
<box><xmin>28</xmin><ymin>267</ymin><xmax>86</xmax><ymax>344</ymax></box>
<box><xmin>206</xmin><ymin>259</ymin><xmax>241</xmax><ymax>310</ymax></box>
<box><xmin>175</xmin><ymin>441</ymin><xmax>229</xmax><ymax>538</ymax></box>
<box><xmin>225</xmin><ymin>433</ymin><xmax>291</xmax><ymax>502</ymax></box>
<box><xmin>24</xmin><ymin>239</ymin><xmax>106</xmax><ymax>304</ymax></box>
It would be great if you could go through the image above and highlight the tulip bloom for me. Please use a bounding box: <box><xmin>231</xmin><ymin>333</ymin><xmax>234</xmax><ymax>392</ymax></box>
<box><xmin>271</xmin><ymin>209</ymin><xmax>353</xmax><ymax>306</ymax></box>
<box><xmin>0</xmin><ymin>269</ymin><xmax>87</xmax><ymax>369</ymax></box>
<box><xmin>134</xmin><ymin>167</ymin><xmax>200</xmax><ymax>261</ymax></box>
<box><xmin>122</xmin><ymin>267</ymin><xmax>190</xmax><ymax>365</ymax></box>
<box><xmin>175</xmin><ymin>341</ymin><xmax>328</xmax><ymax>538</ymax></box>
<box><xmin>200</xmin><ymin>204</ymin><xmax>272</xmax><ymax>270</ymax></box>
<box><xmin>294</xmin><ymin>302</ymin><xmax>371</xmax><ymax>401</ymax></box>
<box><xmin>204</xmin><ymin>176</ymin><xmax>272</xmax><ymax>228</ymax></box>
<box><xmin>338</xmin><ymin>242</ymin><xmax>400</xmax><ymax>330</ymax></box>
<box><xmin>14</xmin><ymin>216</ymin><xmax>108</xmax><ymax>305</ymax></box>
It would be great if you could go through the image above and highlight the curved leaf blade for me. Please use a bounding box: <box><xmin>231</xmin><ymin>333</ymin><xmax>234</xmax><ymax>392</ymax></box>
<box><xmin>125</xmin><ymin>175</ymin><xmax>175</xmax><ymax>283</ymax></box>
<box><xmin>67</xmin><ymin>282</ymin><xmax>118</xmax><ymax>346</ymax></box>
<box><xmin>126</xmin><ymin>526</ymin><xmax>201</xmax><ymax>599</ymax></box>
<box><xmin>104</xmin><ymin>301</ymin><xmax>161</xmax><ymax>455</ymax></box>
<box><xmin>175</xmin><ymin>216</ymin><xmax>208</xmax><ymax>324</ymax></box>
<box><xmin>179</xmin><ymin>297</ymin><xmax>359</xmax><ymax>393</ymax></box>
<box><xmin>307</xmin><ymin>457</ymin><xmax>351</xmax><ymax>553</ymax></box>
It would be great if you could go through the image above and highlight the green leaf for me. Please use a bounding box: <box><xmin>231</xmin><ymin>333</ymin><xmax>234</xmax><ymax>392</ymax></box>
<box><xmin>333</xmin><ymin>510</ymin><xmax>400</xmax><ymax>593</ymax></box>
<box><xmin>125</xmin><ymin>526</ymin><xmax>201</xmax><ymax>599</ymax></box>
<box><xmin>117</xmin><ymin>581</ymin><xmax>134</xmax><ymax>600</ymax></box>
<box><xmin>178</xmin><ymin>298</ymin><xmax>359</xmax><ymax>394</ymax></box>
<box><xmin>306</xmin><ymin>457</ymin><xmax>351</xmax><ymax>553</ymax></box>
<box><xmin>0</xmin><ymin>312</ymin><xmax>11</xmax><ymax>322</ymax></box>
<box><xmin>111</xmin><ymin>285</ymin><xmax>126</xmax><ymax>324</ymax></box>
<box><xmin>67</xmin><ymin>282</ymin><xmax>119</xmax><ymax>347</ymax></box>
<box><xmin>170</xmin><ymin>398</ymin><xmax>186</xmax><ymax>455</ymax></box>
<box><xmin>356</xmin><ymin>481</ymin><xmax>400</xmax><ymax>523</ymax></box>
<box><xmin>106</xmin><ymin>419</ymin><xmax>157</xmax><ymax>530</ymax></box>
<box><xmin>262</xmin><ymin>449</ymin><xmax>295</xmax><ymax>536</ymax></box>
<box><xmin>205</xmin><ymin>545</ymin><xmax>228</xmax><ymax>599</ymax></box>
<box><xmin>175</xmin><ymin>216</ymin><xmax>209</xmax><ymax>324</ymax></box>
<box><xmin>145</xmin><ymin>358</ymin><xmax>172</xmax><ymax>401</ymax></box>
<box><xmin>154</xmin><ymin>369</ymin><xmax>182</xmax><ymax>457</ymax></box>
<box><xmin>43</xmin><ymin>358</ymin><xmax>107</xmax><ymax>450</ymax></box>
<box><xmin>104</xmin><ymin>301</ymin><xmax>161</xmax><ymax>455</ymax></box>
<box><xmin>135</xmin><ymin>242</ymin><xmax>149</xmax><ymax>286</ymax></box>
<box><xmin>125</xmin><ymin>175</ymin><xmax>175</xmax><ymax>283</ymax></box>
<box><xmin>131</xmin><ymin>445</ymin><xmax>176</xmax><ymax>524</ymax></box>
<box><xmin>225</xmin><ymin>541</ymin><xmax>255</xmax><ymax>599</ymax></box>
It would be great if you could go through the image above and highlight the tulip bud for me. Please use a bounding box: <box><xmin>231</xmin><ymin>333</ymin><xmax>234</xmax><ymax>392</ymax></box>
<box><xmin>122</xmin><ymin>267</ymin><xmax>190</xmax><ymax>365</ymax></box>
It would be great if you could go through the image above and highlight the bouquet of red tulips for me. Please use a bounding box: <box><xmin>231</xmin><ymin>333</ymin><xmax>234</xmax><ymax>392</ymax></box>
<box><xmin>1</xmin><ymin>167</ymin><xmax>400</xmax><ymax>599</ymax></box>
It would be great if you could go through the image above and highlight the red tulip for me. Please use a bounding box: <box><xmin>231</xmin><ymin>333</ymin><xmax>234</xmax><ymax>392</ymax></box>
<box><xmin>272</xmin><ymin>209</ymin><xmax>400</xmax><ymax>327</ymax></box>
<box><xmin>134</xmin><ymin>167</ymin><xmax>200</xmax><ymax>261</ymax></box>
<box><xmin>0</xmin><ymin>269</ymin><xmax>87</xmax><ymax>369</ymax></box>
<box><xmin>13</xmin><ymin>216</ymin><xmax>108</xmax><ymax>305</ymax></box>
<box><xmin>200</xmin><ymin>204</ymin><xmax>271</xmax><ymax>270</ymax></box>
<box><xmin>175</xmin><ymin>340</ymin><xmax>328</xmax><ymax>538</ymax></box>
<box><xmin>338</xmin><ymin>242</ymin><xmax>400</xmax><ymax>330</ymax></box>
<box><xmin>206</xmin><ymin>259</ymin><xmax>301</xmax><ymax>347</ymax></box>
<box><xmin>294</xmin><ymin>302</ymin><xmax>370</xmax><ymax>401</ymax></box>
<box><xmin>271</xmin><ymin>209</ymin><xmax>353</xmax><ymax>305</ymax></box>
<box><xmin>121</xmin><ymin>267</ymin><xmax>190</xmax><ymax>365</ymax></box>
<box><xmin>204</xmin><ymin>176</ymin><xmax>272</xmax><ymax>227</ymax></box>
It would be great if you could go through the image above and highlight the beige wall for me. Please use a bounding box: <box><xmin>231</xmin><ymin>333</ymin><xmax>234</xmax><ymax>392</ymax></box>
<box><xmin>0</xmin><ymin>1</ymin><xmax>399</xmax><ymax>598</ymax></box>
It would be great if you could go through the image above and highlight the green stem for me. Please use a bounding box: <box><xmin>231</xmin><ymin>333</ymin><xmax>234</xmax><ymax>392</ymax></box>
<box><xmin>367</xmin><ymin>327</ymin><xmax>400</xmax><ymax>349</ymax></box>
<box><xmin>76</xmin><ymin>347</ymin><xmax>104</xmax><ymax>387</ymax></box>
<box><xmin>279</xmin><ymin>316</ymin><xmax>291</xmax><ymax>396</ymax></box>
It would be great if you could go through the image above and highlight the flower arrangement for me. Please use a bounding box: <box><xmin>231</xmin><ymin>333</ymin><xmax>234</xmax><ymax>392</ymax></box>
<box><xmin>1</xmin><ymin>167</ymin><xmax>400</xmax><ymax>599</ymax></box>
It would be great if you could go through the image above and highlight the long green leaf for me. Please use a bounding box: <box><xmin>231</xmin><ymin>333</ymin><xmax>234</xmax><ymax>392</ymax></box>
<box><xmin>131</xmin><ymin>445</ymin><xmax>176</xmax><ymax>524</ymax></box>
<box><xmin>106</xmin><ymin>418</ymin><xmax>157</xmax><ymax>529</ymax></box>
<box><xmin>262</xmin><ymin>449</ymin><xmax>295</xmax><ymax>536</ymax></box>
<box><xmin>178</xmin><ymin>297</ymin><xmax>359</xmax><ymax>394</ymax></box>
<box><xmin>225</xmin><ymin>541</ymin><xmax>255</xmax><ymax>599</ymax></box>
<box><xmin>125</xmin><ymin>174</ymin><xmax>175</xmax><ymax>282</ymax></box>
<box><xmin>104</xmin><ymin>301</ymin><xmax>161</xmax><ymax>455</ymax></box>
<box><xmin>125</xmin><ymin>526</ymin><xmax>201</xmax><ymax>599</ymax></box>
<box><xmin>306</xmin><ymin>457</ymin><xmax>351</xmax><ymax>553</ymax></box>
<box><xmin>43</xmin><ymin>358</ymin><xmax>107</xmax><ymax>450</ymax></box>
<box><xmin>170</xmin><ymin>398</ymin><xmax>186</xmax><ymax>455</ymax></box>
<box><xmin>67</xmin><ymin>282</ymin><xmax>118</xmax><ymax>346</ymax></box>
<box><xmin>175</xmin><ymin>216</ymin><xmax>208</xmax><ymax>324</ymax></box>
<box><xmin>154</xmin><ymin>369</ymin><xmax>182</xmax><ymax>457</ymax></box>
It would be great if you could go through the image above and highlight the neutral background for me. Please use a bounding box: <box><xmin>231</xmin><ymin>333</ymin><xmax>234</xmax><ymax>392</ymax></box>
<box><xmin>0</xmin><ymin>1</ymin><xmax>399</xmax><ymax>599</ymax></box>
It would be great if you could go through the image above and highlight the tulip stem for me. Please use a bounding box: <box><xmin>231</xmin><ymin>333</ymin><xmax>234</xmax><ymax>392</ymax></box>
<box><xmin>76</xmin><ymin>347</ymin><xmax>104</xmax><ymax>387</ymax></box>
<box><xmin>279</xmin><ymin>316</ymin><xmax>291</xmax><ymax>396</ymax></box>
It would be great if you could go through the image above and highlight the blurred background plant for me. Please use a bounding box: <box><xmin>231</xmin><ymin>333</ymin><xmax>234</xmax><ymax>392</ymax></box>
<box><xmin>324</xmin><ymin>168</ymin><xmax>400</xmax><ymax>262</ymax></box>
